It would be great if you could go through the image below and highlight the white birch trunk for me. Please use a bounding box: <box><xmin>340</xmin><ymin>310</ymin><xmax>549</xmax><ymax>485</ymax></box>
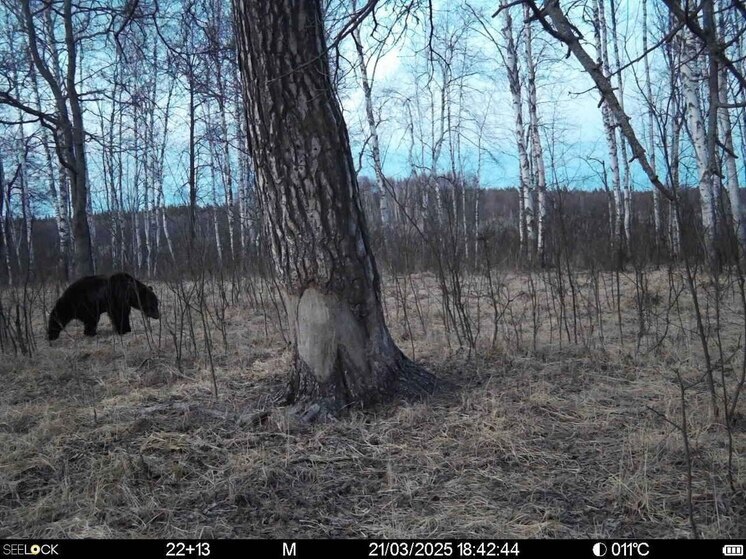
<box><xmin>643</xmin><ymin>0</ymin><xmax>662</xmax><ymax>246</ymax></box>
<box><xmin>352</xmin><ymin>21</ymin><xmax>389</xmax><ymax>225</ymax></box>
<box><xmin>524</xmin><ymin>5</ymin><xmax>547</xmax><ymax>263</ymax></box>
<box><xmin>210</xmin><ymin>146</ymin><xmax>224</xmax><ymax>268</ymax></box>
<box><xmin>0</xmin><ymin>157</ymin><xmax>12</xmax><ymax>285</ymax></box>
<box><xmin>133</xmin><ymin>116</ymin><xmax>143</xmax><ymax>273</ymax></box>
<box><xmin>31</xmin><ymin>62</ymin><xmax>70</xmax><ymax>277</ymax></box>
<box><xmin>14</xmin><ymin>106</ymin><xmax>33</xmax><ymax>272</ymax></box>
<box><xmin>502</xmin><ymin>2</ymin><xmax>534</xmax><ymax>255</ymax></box>
<box><xmin>609</xmin><ymin>0</ymin><xmax>631</xmax><ymax>249</ymax></box>
<box><xmin>238</xmin><ymin>148</ymin><xmax>249</xmax><ymax>254</ymax></box>
<box><xmin>20</xmin><ymin>152</ymin><xmax>33</xmax><ymax>273</ymax></box>
<box><xmin>157</xmin><ymin>72</ymin><xmax>176</xmax><ymax>266</ymax></box>
<box><xmin>669</xmin><ymin>110</ymin><xmax>682</xmax><ymax>257</ymax></box>
<box><xmin>429</xmin><ymin>50</ymin><xmax>448</xmax><ymax>227</ymax></box>
<box><xmin>473</xmin><ymin>182</ymin><xmax>480</xmax><ymax>265</ymax></box>
<box><xmin>718</xmin><ymin>71</ymin><xmax>742</xmax><ymax>243</ymax></box>
<box><xmin>716</xmin><ymin>7</ymin><xmax>742</xmax><ymax>244</ymax></box>
<box><xmin>594</xmin><ymin>0</ymin><xmax>623</xmax><ymax>256</ymax></box>
<box><xmin>211</xmin><ymin>19</ymin><xmax>236</xmax><ymax>261</ymax></box>
<box><xmin>161</xmin><ymin>205</ymin><xmax>175</xmax><ymax>266</ymax></box>
<box><xmin>144</xmin><ymin>41</ymin><xmax>160</xmax><ymax>276</ymax></box>
<box><xmin>143</xmin><ymin>117</ymin><xmax>152</xmax><ymax>276</ymax></box>
<box><xmin>110</xmin><ymin>59</ymin><xmax>125</xmax><ymax>269</ymax></box>
<box><xmin>538</xmin><ymin>0</ymin><xmax>673</xmax><ymax>208</ymax></box>
<box><xmin>236</xmin><ymin>86</ymin><xmax>250</xmax><ymax>254</ymax></box>
<box><xmin>462</xmin><ymin>180</ymin><xmax>468</xmax><ymax>263</ymax></box>
<box><xmin>680</xmin><ymin>30</ymin><xmax>717</xmax><ymax>255</ymax></box>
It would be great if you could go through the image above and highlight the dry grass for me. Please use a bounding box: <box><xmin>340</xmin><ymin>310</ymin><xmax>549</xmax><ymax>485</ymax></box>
<box><xmin>0</xmin><ymin>271</ymin><xmax>743</xmax><ymax>538</ymax></box>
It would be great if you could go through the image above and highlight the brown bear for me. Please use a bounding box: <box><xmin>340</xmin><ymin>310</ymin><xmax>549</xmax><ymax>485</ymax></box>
<box><xmin>48</xmin><ymin>272</ymin><xmax>160</xmax><ymax>341</ymax></box>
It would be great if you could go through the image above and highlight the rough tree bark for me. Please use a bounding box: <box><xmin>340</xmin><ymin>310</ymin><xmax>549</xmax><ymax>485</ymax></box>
<box><xmin>234</xmin><ymin>0</ymin><xmax>434</xmax><ymax>415</ymax></box>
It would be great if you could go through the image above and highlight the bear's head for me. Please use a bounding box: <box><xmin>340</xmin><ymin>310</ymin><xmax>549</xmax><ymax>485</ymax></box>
<box><xmin>131</xmin><ymin>281</ymin><xmax>160</xmax><ymax>319</ymax></box>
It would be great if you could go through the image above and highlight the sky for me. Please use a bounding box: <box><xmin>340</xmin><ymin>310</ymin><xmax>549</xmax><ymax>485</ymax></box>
<box><xmin>335</xmin><ymin>0</ymin><xmax>708</xmax><ymax>191</ymax></box>
<box><xmin>340</xmin><ymin>2</ymin><xmax>598</xmax><ymax>188</ymax></box>
<box><xmin>4</xmin><ymin>0</ymin><xmax>741</xmax><ymax>222</ymax></box>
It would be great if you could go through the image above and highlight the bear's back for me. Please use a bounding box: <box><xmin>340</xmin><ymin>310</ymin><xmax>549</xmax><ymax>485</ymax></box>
<box><xmin>59</xmin><ymin>275</ymin><xmax>110</xmax><ymax>304</ymax></box>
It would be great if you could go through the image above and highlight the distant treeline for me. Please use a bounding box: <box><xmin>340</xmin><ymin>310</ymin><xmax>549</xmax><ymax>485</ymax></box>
<box><xmin>2</xmin><ymin>174</ymin><xmax>735</xmax><ymax>285</ymax></box>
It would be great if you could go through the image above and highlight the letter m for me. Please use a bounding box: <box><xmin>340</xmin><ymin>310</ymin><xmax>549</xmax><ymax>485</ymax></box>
<box><xmin>282</xmin><ymin>542</ymin><xmax>297</xmax><ymax>556</ymax></box>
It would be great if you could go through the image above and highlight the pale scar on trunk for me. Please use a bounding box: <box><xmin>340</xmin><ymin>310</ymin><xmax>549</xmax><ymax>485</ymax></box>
<box><xmin>295</xmin><ymin>288</ymin><xmax>368</xmax><ymax>382</ymax></box>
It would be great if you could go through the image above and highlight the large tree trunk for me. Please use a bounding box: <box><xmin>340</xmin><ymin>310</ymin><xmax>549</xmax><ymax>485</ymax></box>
<box><xmin>234</xmin><ymin>0</ymin><xmax>434</xmax><ymax>414</ymax></box>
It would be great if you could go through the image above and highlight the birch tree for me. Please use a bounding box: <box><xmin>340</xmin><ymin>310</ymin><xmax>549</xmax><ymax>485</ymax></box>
<box><xmin>515</xmin><ymin>0</ymin><xmax>674</xmax><ymax>204</ymax></box>
<box><xmin>716</xmin><ymin>5</ymin><xmax>743</xmax><ymax>245</ymax></box>
<box><xmin>351</xmin><ymin>4</ymin><xmax>389</xmax><ymax>226</ymax></box>
<box><xmin>608</xmin><ymin>0</ymin><xmax>632</xmax><ymax>250</ymax></box>
<box><xmin>204</xmin><ymin>0</ymin><xmax>238</xmax><ymax>261</ymax></box>
<box><xmin>15</xmin><ymin>119</ymin><xmax>33</xmax><ymax>273</ymax></box>
<box><xmin>592</xmin><ymin>0</ymin><xmax>624</xmax><ymax>261</ymax></box>
<box><xmin>679</xmin><ymin>26</ymin><xmax>718</xmax><ymax>261</ymax></box>
<box><xmin>0</xmin><ymin>156</ymin><xmax>13</xmax><ymax>284</ymax></box>
<box><xmin>662</xmin><ymin>13</ymin><xmax>683</xmax><ymax>257</ymax></box>
<box><xmin>501</xmin><ymin>1</ymin><xmax>534</xmax><ymax>257</ymax></box>
<box><xmin>0</xmin><ymin>0</ymin><xmax>94</xmax><ymax>277</ymax></box>
<box><xmin>33</xmin><ymin>60</ymin><xmax>71</xmax><ymax>279</ymax></box>
<box><xmin>642</xmin><ymin>0</ymin><xmax>663</xmax><ymax>248</ymax></box>
<box><xmin>523</xmin><ymin>5</ymin><xmax>547</xmax><ymax>264</ymax></box>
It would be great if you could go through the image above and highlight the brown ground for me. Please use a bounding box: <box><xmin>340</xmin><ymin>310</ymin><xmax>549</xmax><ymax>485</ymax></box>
<box><xmin>0</xmin><ymin>271</ymin><xmax>744</xmax><ymax>538</ymax></box>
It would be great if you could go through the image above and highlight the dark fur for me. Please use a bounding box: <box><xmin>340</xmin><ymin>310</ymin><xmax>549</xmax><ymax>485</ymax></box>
<box><xmin>48</xmin><ymin>272</ymin><xmax>160</xmax><ymax>341</ymax></box>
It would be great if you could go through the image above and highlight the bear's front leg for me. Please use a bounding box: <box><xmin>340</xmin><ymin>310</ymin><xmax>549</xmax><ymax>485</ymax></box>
<box><xmin>110</xmin><ymin>305</ymin><xmax>132</xmax><ymax>335</ymax></box>
<box><xmin>120</xmin><ymin>309</ymin><xmax>132</xmax><ymax>334</ymax></box>
<box><xmin>84</xmin><ymin>317</ymin><xmax>99</xmax><ymax>336</ymax></box>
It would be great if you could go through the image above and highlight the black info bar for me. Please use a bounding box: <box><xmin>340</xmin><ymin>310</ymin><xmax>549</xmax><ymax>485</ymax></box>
<box><xmin>1</xmin><ymin>539</ymin><xmax>742</xmax><ymax>558</ymax></box>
